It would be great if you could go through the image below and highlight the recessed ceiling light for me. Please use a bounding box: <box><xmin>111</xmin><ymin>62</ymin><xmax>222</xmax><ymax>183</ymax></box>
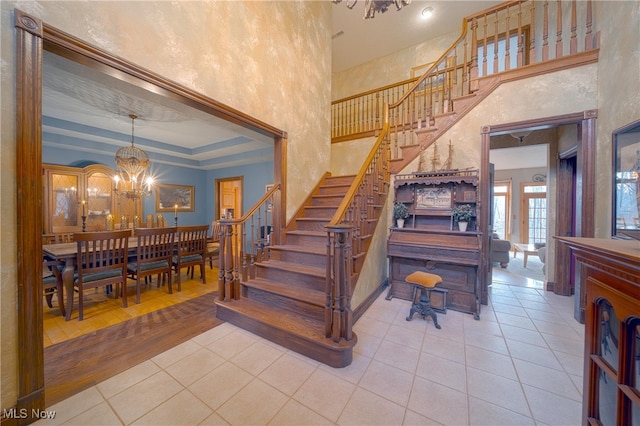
<box><xmin>421</xmin><ymin>6</ymin><xmax>433</xmax><ymax>19</ymax></box>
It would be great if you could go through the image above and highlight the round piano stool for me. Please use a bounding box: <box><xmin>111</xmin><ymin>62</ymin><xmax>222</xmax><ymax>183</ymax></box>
<box><xmin>405</xmin><ymin>271</ymin><xmax>442</xmax><ymax>329</ymax></box>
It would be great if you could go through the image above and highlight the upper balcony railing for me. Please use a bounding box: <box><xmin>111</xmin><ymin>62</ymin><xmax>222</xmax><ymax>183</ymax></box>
<box><xmin>331</xmin><ymin>0</ymin><xmax>599</xmax><ymax>158</ymax></box>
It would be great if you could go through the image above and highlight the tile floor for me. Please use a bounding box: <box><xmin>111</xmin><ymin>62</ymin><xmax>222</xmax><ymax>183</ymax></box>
<box><xmin>37</xmin><ymin>272</ymin><xmax>584</xmax><ymax>425</ymax></box>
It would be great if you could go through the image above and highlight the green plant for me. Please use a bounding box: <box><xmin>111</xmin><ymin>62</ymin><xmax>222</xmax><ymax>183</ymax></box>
<box><xmin>393</xmin><ymin>201</ymin><xmax>409</xmax><ymax>219</ymax></box>
<box><xmin>452</xmin><ymin>204</ymin><xmax>473</xmax><ymax>222</ymax></box>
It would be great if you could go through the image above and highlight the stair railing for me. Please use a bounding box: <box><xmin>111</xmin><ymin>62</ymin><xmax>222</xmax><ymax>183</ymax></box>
<box><xmin>332</xmin><ymin>0</ymin><xmax>599</xmax><ymax>158</ymax></box>
<box><xmin>324</xmin><ymin>106</ymin><xmax>391</xmax><ymax>342</ymax></box>
<box><xmin>217</xmin><ymin>183</ymin><xmax>281</xmax><ymax>301</ymax></box>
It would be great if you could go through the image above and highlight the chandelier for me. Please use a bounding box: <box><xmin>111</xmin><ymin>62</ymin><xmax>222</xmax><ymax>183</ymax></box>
<box><xmin>113</xmin><ymin>114</ymin><xmax>153</xmax><ymax>199</ymax></box>
<box><xmin>332</xmin><ymin>0</ymin><xmax>411</xmax><ymax>19</ymax></box>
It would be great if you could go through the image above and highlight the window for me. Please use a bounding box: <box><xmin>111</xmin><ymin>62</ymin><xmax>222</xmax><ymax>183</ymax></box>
<box><xmin>521</xmin><ymin>183</ymin><xmax>547</xmax><ymax>244</ymax></box>
<box><xmin>493</xmin><ymin>180</ymin><xmax>511</xmax><ymax>240</ymax></box>
<box><xmin>477</xmin><ymin>27</ymin><xmax>530</xmax><ymax>77</ymax></box>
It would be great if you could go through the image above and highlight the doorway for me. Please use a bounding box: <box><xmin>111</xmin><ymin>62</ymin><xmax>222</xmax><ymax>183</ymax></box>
<box><xmin>216</xmin><ymin>177</ymin><xmax>243</xmax><ymax>220</ymax></box>
<box><xmin>480</xmin><ymin>111</ymin><xmax>597</xmax><ymax>320</ymax></box>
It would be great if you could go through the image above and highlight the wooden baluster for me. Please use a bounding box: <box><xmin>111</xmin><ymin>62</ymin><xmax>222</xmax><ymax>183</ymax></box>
<box><xmin>462</xmin><ymin>37</ymin><xmax>469</xmax><ymax>96</ymax></box>
<box><xmin>584</xmin><ymin>0</ymin><xmax>594</xmax><ymax>49</ymax></box>
<box><xmin>529</xmin><ymin>1</ymin><xmax>536</xmax><ymax>64</ymax></box>
<box><xmin>469</xmin><ymin>17</ymin><xmax>479</xmax><ymax>92</ymax></box>
<box><xmin>556</xmin><ymin>0</ymin><xmax>563</xmax><ymax>58</ymax></box>
<box><xmin>493</xmin><ymin>11</ymin><xmax>499</xmax><ymax>73</ymax></box>
<box><xmin>375</xmin><ymin>92</ymin><xmax>380</xmax><ymax>129</ymax></box>
<box><xmin>482</xmin><ymin>15</ymin><xmax>488</xmax><ymax>76</ymax></box>
<box><xmin>517</xmin><ymin>2</ymin><xmax>524</xmax><ymax>67</ymax></box>
<box><xmin>505</xmin><ymin>6</ymin><xmax>511</xmax><ymax>71</ymax></box>
<box><xmin>570</xmin><ymin>0</ymin><xmax>578</xmax><ymax>54</ymax></box>
<box><xmin>542</xmin><ymin>1</ymin><xmax>549</xmax><ymax>61</ymax></box>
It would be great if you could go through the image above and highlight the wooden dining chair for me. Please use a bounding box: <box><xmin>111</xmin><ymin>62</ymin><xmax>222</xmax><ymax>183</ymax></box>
<box><xmin>72</xmin><ymin>230</ymin><xmax>130</xmax><ymax>321</ymax></box>
<box><xmin>128</xmin><ymin>227</ymin><xmax>176</xmax><ymax>303</ymax></box>
<box><xmin>206</xmin><ymin>221</ymin><xmax>221</xmax><ymax>269</ymax></box>
<box><xmin>172</xmin><ymin>225</ymin><xmax>208</xmax><ymax>291</ymax></box>
<box><xmin>43</xmin><ymin>258</ymin><xmax>65</xmax><ymax>316</ymax></box>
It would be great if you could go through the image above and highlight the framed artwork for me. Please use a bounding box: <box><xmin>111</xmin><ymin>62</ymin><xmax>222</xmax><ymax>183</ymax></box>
<box><xmin>265</xmin><ymin>184</ymin><xmax>274</xmax><ymax>212</ymax></box>
<box><xmin>463</xmin><ymin>191</ymin><xmax>476</xmax><ymax>202</ymax></box>
<box><xmin>612</xmin><ymin>119</ymin><xmax>640</xmax><ymax>238</ymax></box>
<box><xmin>155</xmin><ymin>184</ymin><xmax>195</xmax><ymax>212</ymax></box>
<box><xmin>415</xmin><ymin>186</ymin><xmax>452</xmax><ymax>209</ymax></box>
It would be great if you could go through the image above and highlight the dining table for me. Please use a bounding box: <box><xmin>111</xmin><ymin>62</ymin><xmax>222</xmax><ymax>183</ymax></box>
<box><xmin>43</xmin><ymin>237</ymin><xmax>140</xmax><ymax>321</ymax></box>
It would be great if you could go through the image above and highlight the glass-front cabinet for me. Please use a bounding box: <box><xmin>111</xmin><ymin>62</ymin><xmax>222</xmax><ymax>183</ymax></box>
<box><xmin>43</xmin><ymin>163</ymin><xmax>141</xmax><ymax>234</ymax></box>
<box><xmin>559</xmin><ymin>237</ymin><xmax>640</xmax><ymax>425</ymax></box>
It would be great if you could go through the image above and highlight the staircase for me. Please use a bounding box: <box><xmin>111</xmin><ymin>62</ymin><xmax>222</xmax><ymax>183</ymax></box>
<box><xmin>216</xmin><ymin>175</ymin><xmax>372</xmax><ymax>368</ymax></box>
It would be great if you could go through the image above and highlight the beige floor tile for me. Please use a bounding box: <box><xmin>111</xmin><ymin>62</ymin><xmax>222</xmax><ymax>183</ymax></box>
<box><xmin>107</xmin><ymin>371</ymin><xmax>184</xmax><ymax>424</ymax></box>
<box><xmin>415</xmin><ymin>352</ymin><xmax>467</xmax><ymax>393</ymax></box>
<box><xmin>512</xmin><ymin>358</ymin><xmax>582</xmax><ymax>402</ymax></box>
<box><xmin>64</xmin><ymin>401</ymin><xmax>123</xmax><ymax>426</ymax></box>
<box><xmin>205</xmin><ymin>329</ymin><xmax>259</xmax><ymax>360</ymax></box>
<box><xmin>465</xmin><ymin>345</ymin><xmax>518</xmax><ymax>381</ymax></box>
<box><xmin>216</xmin><ymin>379</ymin><xmax>288</xmax><ymax>425</ymax></box>
<box><xmin>320</xmin><ymin>350</ymin><xmax>372</xmax><ymax>385</ymax></box>
<box><xmin>292</xmin><ymin>368</ymin><xmax>356</xmax><ymax>422</ymax></box>
<box><xmin>408</xmin><ymin>376</ymin><xmax>469</xmax><ymax>425</ymax></box>
<box><xmin>131</xmin><ymin>390</ymin><xmax>212</xmax><ymax>425</ymax></box>
<box><xmin>531</xmin><ymin>318</ymin><xmax>584</xmax><ymax>341</ymax></box>
<box><xmin>466</xmin><ymin>367</ymin><xmax>530</xmax><ymax>416</ymax></box>
<box><xmin>555</xmin><ymin>350</ymin><xmax>584</xmax><ymax>377</ymax></box>
<box><xmin>96</xmin><ymin>360</ymin><xmax>162</xmax><ymax>400</ymax></box>
<box><xmin>359</xmin><ymin>359</ymin><xmax>415</xmax><ymax>406</ymax></box>
<box><xmin>191</xmin><ymin>323</ymin><xmax>234</xmax><ymax>347</ymax></box>
<box><xmin>505</xmin><ymin>339</ymin><xmax>563</xmax><ymax>370</ymax></box>
<box><xmin>151</xmin><ymin>339</ymin><xmax>202</xmax><ymax>369</ymax></box>
<box><xmin>384</xmin><ymin>323</ymin><xmax>426</xmax><ymax>350</ymax></box>
<box><xmin>464</xmin><ymin>330</ymin><xmax>510</xmax><ymax>355</ymax></box>
<box><xmin>351</xmin><ymin>329</ymin><xmax>383</xmax><ymax>358</ymax></box>
<box><xmin>463</xmin><ymin>316</ymin><xmax>504</xmax><ymax>337</ymax></box>
<box><xmin>468</xmin><ymin>397</ymin><xmax>535</xmax><ymax>426</ymax></box>
<box><xmin>267</xmin><ymin>399</ymin><xmax>333</xmax><ymax>426</ymax></box>
<box><xmin>165</xmin><ymin>347</ymin><xmax>226</xmax><ymax>386</ymax></box>
<box><xmin>402</xmin><ymin>409</ymin><xmax>442</xmax><ymax>425</ymax></box>
<box><xmin>353</xmin><ymin>317</ymin><xmax>392</xmax><ymax>339</ymax></box>
<box><xmin>492</xmin><ymin>303</ymin><xmax>528</xmax><ymax>317</ymax></box>
<box><xmin>522</xmin><ymin>384</ymin><xmax>582</xmax><ymax>425</ymax></box>
<box><xmin>188</xmin><ymin>361</ymin><xmax>253</xmax><ymax>410</ymax></box>
<box><xmin>543</xmin><ymin>333</ymin><xmax>584</xmax><ymax>357</ymax></box>
<box><xmin>258</xmin><ymin>353</ymin><xmax>318</xmax><ymax>396</ymax></box>
<box><xmin>500</xmin><ymin>324</ymin><xmax>550</xmax><ymax>348</ymax></box>
<box><xmin>421</xmin><ymin>333</ymin><xmax>466</xmax><ymax>364</ymax></box>
<box><xmin>338</xmin><ymin>387</ymin><xmax>406</xmax><ymax>426</ymax></box>
<box><xmin>230</xmin><ymin>340</ymin><xmax>285</xmax><ymax>376</ymax></box>
<box><xmin>495</xmin><ymin>311</ymin><xmax>537</xmax><ymax>330</ymax></box>
<box><xmin>373</xmin><ymin>339</ymin><xmax>420</xmax><ymax>373</ymax></box>
<box><xmin>37</xmin><ymin>387</ymin><xmax>105</xmax><ymax>425</ymax></box>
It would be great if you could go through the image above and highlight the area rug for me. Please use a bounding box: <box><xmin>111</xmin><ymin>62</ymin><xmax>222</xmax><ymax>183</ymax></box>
<box><xmin>44</xmin><ymin>292</ymin><xmax>223</xmax><ymax>406</ymax></box>
<box><xmin>501</xmin><ymin>253</ymin><xmax>545</xmax><ymax>282</ymax></box>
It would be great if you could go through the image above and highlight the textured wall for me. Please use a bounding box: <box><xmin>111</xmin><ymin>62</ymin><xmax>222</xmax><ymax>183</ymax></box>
<box><xmin>1</xmin><ymin>0</ymin><xmax>331</xmax><ymax>410</ymax></box>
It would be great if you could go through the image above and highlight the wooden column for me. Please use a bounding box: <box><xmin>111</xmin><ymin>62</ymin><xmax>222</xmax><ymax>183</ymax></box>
<box><xmin>15</xmin><ymin>9</ymin><xmax>46</xmax><ymax>423</ymax></box>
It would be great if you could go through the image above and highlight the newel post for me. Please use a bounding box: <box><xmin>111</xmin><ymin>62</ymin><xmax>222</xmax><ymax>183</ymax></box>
<box><xmin>218</xmin><ymin>220</ymin><xmax>239</xmax><ymax>301</ymax></box>
<box><xmin>325</xmin><ymin>225</ymin><xmax>354</xmax><ymax>343</ymax></box>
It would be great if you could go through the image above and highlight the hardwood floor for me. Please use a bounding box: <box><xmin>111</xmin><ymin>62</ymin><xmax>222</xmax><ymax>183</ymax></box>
<box><xmin>43</xmin><ymin>267</ymin><xmax>222</xmax><ymax>406</ymax></box>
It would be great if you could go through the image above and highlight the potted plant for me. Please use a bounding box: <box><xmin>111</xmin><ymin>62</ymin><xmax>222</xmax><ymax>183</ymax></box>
<box><xmin>393</xmin><ymin>201</ymin><xmax>410</xmax><ymax>228</ymax></box>
<box><xmin>452</xmin><ymin>204</ymin><xmax>473</xmax><ymax>231</ymax></box>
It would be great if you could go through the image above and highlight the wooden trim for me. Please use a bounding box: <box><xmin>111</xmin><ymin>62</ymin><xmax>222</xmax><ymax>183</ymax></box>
<box><xmin>15</xmin><ymin>9</ymin><xmax>46</xmax><ymax>420</ymax></box>
<box><xmin>14</xmin><ymin>8</ymin><xmax>287</xmax><ymax>419</ymax></box>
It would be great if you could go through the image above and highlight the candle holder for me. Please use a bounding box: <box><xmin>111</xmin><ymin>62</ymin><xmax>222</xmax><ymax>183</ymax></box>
<box><xmin>174</xmin><ymin>216</ymin><xmax>178</xmax><ymax>227</ymax></box>
<box><xmin>81</xmin><ymin>215</ymin><xmax>87</xmax><ymax>232</ymax></box>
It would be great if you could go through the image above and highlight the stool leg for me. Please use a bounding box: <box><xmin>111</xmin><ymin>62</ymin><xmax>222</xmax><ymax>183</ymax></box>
<box><xmin>406</xmin><ymin>288</ymin><xmax>441</xmax><ymax>329</ymax></box>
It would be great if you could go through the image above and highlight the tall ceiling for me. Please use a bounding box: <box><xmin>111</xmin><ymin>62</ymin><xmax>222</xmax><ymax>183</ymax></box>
<box><xmin>44</xmin><ymin>1</ymin><xmax>532</xmax><ymax>172</ymax></box>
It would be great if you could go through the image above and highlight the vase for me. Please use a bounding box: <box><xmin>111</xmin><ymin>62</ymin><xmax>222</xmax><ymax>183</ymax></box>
<box><xmin>396</xmin><ymin>218</ymin><xmax>405</xmax><ymax>228</ymax></box>
<box><xmin>458</xmin><ymin>221</ymin><xmax>468</xmax><ymax>232</ymax></box>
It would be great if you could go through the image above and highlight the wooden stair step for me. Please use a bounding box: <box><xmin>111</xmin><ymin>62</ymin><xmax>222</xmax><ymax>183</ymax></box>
<box><xmin>215</xmin><ymin>297</ymin><xmax>356</xmax><ymax>367</ymax></box>
<box><xmin>243</xmin><ymin>277</ymin><xmax>325</xmax><ymax>306</ymax></box>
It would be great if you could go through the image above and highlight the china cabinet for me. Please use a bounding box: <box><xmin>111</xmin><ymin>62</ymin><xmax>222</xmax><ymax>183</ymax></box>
<box><xmin>43</xmin><ymin>163</ymin><xmax>142</xmax><ymax>234</ymax></box>
<box><xmin>558</xmin><ymin>237</ymin><xmax>640</xmax><ymax>425</ymax></box>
